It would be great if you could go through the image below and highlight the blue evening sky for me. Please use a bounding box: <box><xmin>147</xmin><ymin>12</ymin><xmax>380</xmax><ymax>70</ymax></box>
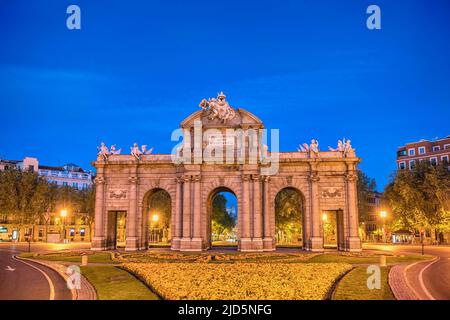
<box><xmin>1</xmin><ymin>0</ymin><xmax>449</xmax><ymax>190</ymax></box>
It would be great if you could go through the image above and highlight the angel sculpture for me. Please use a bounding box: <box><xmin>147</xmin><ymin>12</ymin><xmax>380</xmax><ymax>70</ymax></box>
<box><xmin>309</xmin><ymin>139</ymin><xmax>319</xmax><ymax>157</ymax></box>
<box><xmin>130</xmin><ymin>143</ymin><xmax>142</xmax><ymax>160</ymax></box>
<box><xmin>97</xmin><ymin>142</ymin><xmax>110</xmax><ymax>160</ymax></box>
<box><xmin>328</xmin><ymin>140</ymin><xmax>344</xmax><ymax>152</ymax></box>
<box><xmin>297</xmin><ymin>143</ymin><xmax>309</xmax><ymax>153</ymax></box>
<box><xmin>343</xmin><ymin>139</ymin><xmax>355</xmax><ymax>157</ymax></box>
<box><xmin>110</xmin><ymin>145</ymin><xmax>122</xmax><ymax>155</ymax></box>
<box><xmin>141</xmin><ymin>145</ymin><xmax>153</xmax><ymax>155</ymax></box>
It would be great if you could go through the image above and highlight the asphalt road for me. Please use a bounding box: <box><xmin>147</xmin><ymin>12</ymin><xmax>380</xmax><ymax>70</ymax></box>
<box><xmin>0</xmin><ymin>242</ymin><xmax>89</xmax><ymax>300</ymax></box>
<box><xmin>366</xmin><ymin>244</ymin><xmax>450</xmax><ymax>300</ymax></box>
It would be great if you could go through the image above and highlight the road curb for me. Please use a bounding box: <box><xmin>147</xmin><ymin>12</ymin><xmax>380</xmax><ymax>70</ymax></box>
<box><xmin>15</xmin><ymin>255</ymin><xmax>97</xmax><ymax>300</ymax></box>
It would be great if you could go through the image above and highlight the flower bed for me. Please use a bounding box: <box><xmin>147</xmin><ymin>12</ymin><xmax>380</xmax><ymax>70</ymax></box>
<box><xmin>124</xmin><ymin>262</ymin><xmax>352</xmax><ymax>300</ymax></box>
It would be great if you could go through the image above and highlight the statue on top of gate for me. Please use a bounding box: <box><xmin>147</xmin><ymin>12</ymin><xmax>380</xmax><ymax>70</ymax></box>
<box><xmin>199</xmin><ymin>92</ymin><xmax>236</xmax><ymax>123</ymax></box>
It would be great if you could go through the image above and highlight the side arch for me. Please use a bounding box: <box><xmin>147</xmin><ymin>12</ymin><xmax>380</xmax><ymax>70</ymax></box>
<box><xmin>139</xmin><ymin>181</ymin><xmax>176</xmax><ymax>249</ymax></box>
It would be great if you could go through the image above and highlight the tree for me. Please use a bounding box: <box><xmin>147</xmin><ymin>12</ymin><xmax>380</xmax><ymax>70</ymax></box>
<box><xmin>384</xmin><ymin>161</ymin><xmax>450</xmax><ymax>241</ymax></box>
<box><xmin>211</xmin><ymin>194</ymin><xmax>235</xmax><ymax>240</ymax></box>
<box><xmin>357</xmin><ymin>169</ymin><xmax>377</xmax><ymax>223</ymax></box>
<box><xmin>148</xmin><ymin>189</ymin><xmax>171</xmax><ymax>229</ymax></box>
<box><xmin>0</xmin><ymin>168</ymin><xmax>51</xmax><ymax>238</ymax></box>
<box><xmin>275</xmin><ymin>188</ymin><xmax>302</xmax><ymax>244</ymax></box>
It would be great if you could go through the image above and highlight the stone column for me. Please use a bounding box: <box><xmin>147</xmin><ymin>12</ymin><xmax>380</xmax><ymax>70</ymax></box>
<box><xmin>92</xmin><ymin>176</ymin><xmax>106</xmax><ymax>250</ymax></box>
<box><xmin>345</xmin><ymin>169</ymin><xmax>362</xmax><ymax>251</ymax></box>
<box><xmin>240</xmin><ymin>174</ymin><xmax>252</xmax><ymax>251</ymax></box>
<box><xmin>191</xmin><ymin>175</ymin><xmax>202</xmax><ymax>249</ymax></box>
<box><xmin>308</xmin><ymin>171</ymin><xmax>324</xmax><ymax>252</ymax></box>
<box><xmin>171</xmin><ymin>177</ymin><xmax>183</xmax><ymax>250</ymax></box>
<box><xmin>180</xmin><ymin>175</ymin><xmax>192</xmax><ymax>250</ymax></box>
<box><xmin>252</xmin><ymin>174</ymin><xmax>263</xmax><ymax>250</ymax></box>
<box><xmin>262</xmin><ymin>176</ymin><xmax>274</xmax><ymax>251</ymax></box>
<box><xmin>125</xmin><ymin>176</ymin><xmax>139</xmax><ymax>251</ymax></box>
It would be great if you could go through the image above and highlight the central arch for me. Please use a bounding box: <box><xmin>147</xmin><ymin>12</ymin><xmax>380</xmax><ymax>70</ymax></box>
<box><xmin>206</xmin><ymin>187</ymin><xmax>238</xmax><ymax>250</ymax></box>
<box><xmin>274</xmin><ymin>187</ymin><xmax>306</xmax><ymax>249</ymax></box>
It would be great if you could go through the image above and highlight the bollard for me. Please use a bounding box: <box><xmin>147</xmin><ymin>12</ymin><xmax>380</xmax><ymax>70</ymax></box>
<box><xmin>81</xmin><ymin>254</ymin><xmax>88</xmax><ymax>266</ymax></box>
<box><xmin>379</xmin><ymin>255</ymin><xmax>387</xmax><ymax>267</ymax></box>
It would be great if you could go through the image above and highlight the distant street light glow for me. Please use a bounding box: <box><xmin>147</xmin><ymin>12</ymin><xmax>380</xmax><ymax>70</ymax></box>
<box><xmin>152</xmin><ymin>214</ymin><xmax>159</xmax><ymax>223</ymax></box>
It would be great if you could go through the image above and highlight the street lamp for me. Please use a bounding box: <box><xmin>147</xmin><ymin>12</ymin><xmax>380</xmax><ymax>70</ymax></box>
<box><xmin>60</xmin><ymin>209</ymin><xmax>68</xmax><ymax>243</ymax></box>
<box><xmin>151</xmin><ymin>213</ymin><xmax>159</xmax><ymax>243</ymax></box>
<box><xmin>379</xmin><ymin>210</ymin><xmax>387</xmax><ymax>243</ymax></box>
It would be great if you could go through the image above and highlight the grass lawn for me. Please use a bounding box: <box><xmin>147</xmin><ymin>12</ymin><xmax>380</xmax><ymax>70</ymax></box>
<box><xmin>308</xmin><ymin>253</ymin><xmax>432</xmax><ymax>265</ymax></box>
<box><xmin>80</xmin><ymin>266</ymin><xmax>159</xmax><ymax>300</ymax></box>
<box><xmin>332</xmin><ymin>266</ymin><xmax>394</xmax><ymax>300</ymax></box>
<box><xmin>20</xmin><ymin>252</ymin><xmax>116</xmax><ymax>264</ymax></box>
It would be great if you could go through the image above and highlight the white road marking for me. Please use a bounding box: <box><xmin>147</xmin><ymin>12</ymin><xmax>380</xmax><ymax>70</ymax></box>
<box><xmin>418</xmin><ymin>257</ymin><xmax>440</xmax><ymax>300</ymax></box>
<box><xmin>403</xmin><ymin>256</ymin><xmax>439</xmax><ymax>300</ymax></box>
<box><xmin>5</xmin><ymin>266</ymin><xmax>15</xmax><ymax>271</ymax></box>
<box><xmin>12</xmin><ymin>255</ymin><xmax>55</xmax><ymax>300</ymax></box>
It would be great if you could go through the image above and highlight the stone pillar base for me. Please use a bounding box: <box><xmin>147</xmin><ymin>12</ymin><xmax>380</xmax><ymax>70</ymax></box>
<box><xmin>171</xmin><ymin>237</ymin><xmax>181</xmax><ymax>251</ymax></box>
<box><xmin>239</xmin><ymin>238</ymin><xmax>265</xmax><ymax>252</ymax></box>
<box><xmin>125</xmin><ymin>237</ymin><xmax>139</xmax><ymax>251</ymax></box>
<box><xmin>263</xmin><ymin>238</ymin><xmax>276</xmax><ymax>251</ymax></box>
<box><xmin>345</xmin><ymin>237</ymin><xmax>362</xmax><ymax>252</ymax></box>
<box><xmin>308</xmin><ymin>237</ymin><xmax>324</xmax><ymax>252</ymax></box>
<box><xmin>179</xmin><ymin>238</ymin><xmax>203</xmax><ymax>251</ymax></box>
<box><xmin>91</xmin><ymin>236</ymin><xmax>107</xmax><ymax>251</ymax></box>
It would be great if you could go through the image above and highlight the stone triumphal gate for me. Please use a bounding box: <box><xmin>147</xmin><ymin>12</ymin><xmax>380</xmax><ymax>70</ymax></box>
<box><xmin>92</xmin><ymin>93</ymin><xmax>361</xmax><ymax>252</ymax></box>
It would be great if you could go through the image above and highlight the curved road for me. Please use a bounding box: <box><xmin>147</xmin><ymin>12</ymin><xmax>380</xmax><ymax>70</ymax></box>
<box><xmin>0</xmin><ymin>243</ymin><xmax>88</xmax><ymax>300</ymax></box>
<box><xmin>366</xmin><ymin>244</ymin><xmax>450</xmax><ymax>300</ymax></box>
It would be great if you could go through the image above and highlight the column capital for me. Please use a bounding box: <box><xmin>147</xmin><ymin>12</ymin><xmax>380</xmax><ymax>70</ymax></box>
<box><xmin>251</xmin><ymin>174</ymin><xmax>260</xmax><ymax>181</ymax></box>
<box><xmin>175</xmin><ymin>176</ymin><xmax>184</xmax><ymax>184</ymax></box>
<box><xmin>261</xmin><ymin>175</ymin><xmax>270</xmax><ymax>183</ymax></box>
<box><xmin>94</xmin><ymin>176</ymin><xmax>106</xmax><ymax>185</ymax></box>
<box><xmin>308</xmin><ymin>171</ymin><xmax>320</xmax><ymax>182</ymax></box>
<box><xmin>128</xmin><ymin>176</ymin><xmax>139</xmax><ymax>184</ymax></box>
<box><xmin>345</xmin><ymin>172</ymin><xmax>358</xmax><ymax>182</ymax></box>
<box><xmin>183</xmin><ymin>175</ymin><xmax>192</xmax><ymax>182</ymax></box>
<box><xmin>192</xmin><ymin>175</ymin><xmax>202</xmax><ymax>182</ymax></box>
<box><xmin>242</xmin><ymin>174</ymin><xmax>251</xmax><ymax>181</ymax></box>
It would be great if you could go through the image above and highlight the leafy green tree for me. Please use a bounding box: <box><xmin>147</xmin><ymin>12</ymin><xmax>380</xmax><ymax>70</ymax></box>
<box><xmin>211</xmin><ymin>194</ymin><xmax>235</xmax><ymax>240</ymax></box>
<box><xmin>275</xmin><ymin>188</ymin><xmax>302</xmax><ymax>244</ymax></box>
<box><xmin>384</xmin><ymin>161</ymin><xmax>450</xmax><ymax>240</ymax></box>
<box><xmin>147</xmin><ymin>189</ymin><xmax>171</xmax><ymax>229</ymax></box>
<box><xmin>357</xmin><ymin>169</ymin><xmax>377</xmax><ymax>223</ymax></box>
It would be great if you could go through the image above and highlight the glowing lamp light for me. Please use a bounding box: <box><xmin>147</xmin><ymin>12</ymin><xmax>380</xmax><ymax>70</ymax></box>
<box><xmin>152</xmin><ymin>214</ymin><xmax>159</xmax><ymax>223</ymax></box>
<box><xmin>60</xmin><ymin>209</ymin><xmax>68</xmax><ymax>218</ymax></box>
<box><xmin>322</xmin><ymin>213</ymin><xmax>328</xmax><ymax>222</ymax></box>
<box><xmin>380</xmin><ymin>211</ymin><xmax>387</xmax><ymax>218</ymax></box>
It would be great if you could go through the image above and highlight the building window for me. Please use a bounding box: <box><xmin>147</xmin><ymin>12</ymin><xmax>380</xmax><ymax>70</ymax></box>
<box><xmin>408</xmin><ymin>148</ymin><xmax>415</xmax><ymax>156</ymax></box>
<box><xmin>399</xmin><ymin>161</ymin><xmax>406</xmax><ymax>170</ymax></box>
<box><xmin>398</xmin><ymin>150</ymin><xmax>407</xmax><ymax>157</ymax></box>
<box><xmin>444</xmin><ymin>144</ymin><xmax>450</xmax><ymax>150</ymax></box>
<box><xmin>432</xmin><ymin>146</ymin><xmax>441</xmax><ymax>152</ymax></box>
<box><xmin>70</xmin><ymin>228</ymin><xmax>75</xmax><ymax>237</ymax></box>
<box><xmin>442</xmin><ymin>155</ymin><xmax>449</xmax><ymax>163</ymax></box>
<box><xmin>62</xmin><ymin>182</ymin><xmax>68</xmax><ymax>186</ymax></box>
<box><xmin>430</xmin><ymin>157</ymin><xmax>438</xmax><ymax>166</ymax></box>
<box><xmin>418</xmin><ymin>146</ymin><xmax>426</xmax><ymax>155</ymax></box>
<box><xmin>72</xmin><ymin>182</ymin><xmax>78</xmax><ymax>188</ymax></box>
<box><xmin>409</xmin><ymin>160</ymin><xmax>416</xmax><ymax>169</ymax></box>
<box><xmin>80</xmin><ymin>228</ymin><xmax>85</xmax><ymax>237</ymax></box>
<box><xmin>38</xmin><ymin>229</ymin><xmax>44</xmax><ymax>238</ymax></box>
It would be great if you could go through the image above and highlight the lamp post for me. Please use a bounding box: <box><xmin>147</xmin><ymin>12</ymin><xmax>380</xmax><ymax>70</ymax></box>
<box><xmin>380</xmin><ymin>210</ymin><xmax>387</xmax><ymax>243</ymax></box>
<box><xmin>60</xmin><ymin>209</ymin><xmax>67</xmax><ymax>244</ymax></box>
